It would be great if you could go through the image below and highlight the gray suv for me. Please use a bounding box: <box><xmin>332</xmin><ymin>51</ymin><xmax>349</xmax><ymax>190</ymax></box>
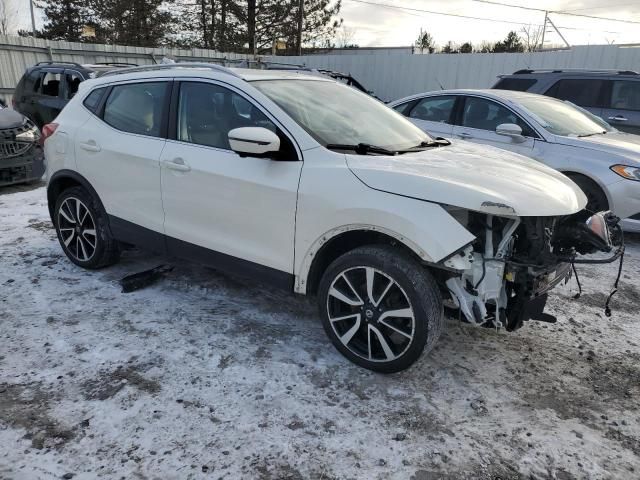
<box><xmin>493</xmin><ymin>69</ymin><xmax>640</xmax><ymax>135</ymax></box>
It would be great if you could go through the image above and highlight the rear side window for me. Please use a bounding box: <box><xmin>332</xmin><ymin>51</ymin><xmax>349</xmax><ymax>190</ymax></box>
<box><xmin>545</xmin><ymin>79</ymin><xmax>606</xmax><ymax>108</ymax></box>
<box><xmin>609</xmin><ymin>80</ymin><xmax>640</xmax><ymax>111</ymax></box>
<box><xmin>39</xmin><ymin>71</ymin><xmax>62</xmax><ymax>97</ymax></box>
<box><xmin>392</xmin><ymin>101</ymin><xmax>416</xmax><ymax>115</ymax></box>
<box><xmin>83</xmin><ymin>88</ymin><xmax>106</xmax><ymax>113</ymax></box>
<box><xmin>493</xmin><ymin>78</ymin><xmax>537</xmax><ymax>92</ymax></box>
<box><xmin>103</xmin><ymin>82</ymin><xmax>168</xmax><ymax>138</ymax></box>
<box><xmin>409</xmin><ymin>96</ymin><xmax>457</xmax><ymax>123</ymax></box>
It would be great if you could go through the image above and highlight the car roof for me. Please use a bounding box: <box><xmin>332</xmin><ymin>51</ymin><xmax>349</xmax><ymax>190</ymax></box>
<box><xmin>389</xmin><ymin>88</ymin><xmax>546</xmax><ymax>106</ymax></box>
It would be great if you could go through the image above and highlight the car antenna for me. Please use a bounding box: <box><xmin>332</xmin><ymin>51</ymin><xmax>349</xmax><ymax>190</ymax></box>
<box><xmin>436</xmin><ymin>79</ymin><xmax>445</xmax><ymax>90</ymax></box>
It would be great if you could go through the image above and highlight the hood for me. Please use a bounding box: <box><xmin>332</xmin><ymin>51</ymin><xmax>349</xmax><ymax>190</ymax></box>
<box><xmin>554</xmin><ymin>131</ymin><xmax>640</xmax><ymax>165</ymax></box>
<box><xmin>0</xmin><ymin>108</ymin><xmax>28</xmax><ymax>130</ymax></box>
<box><xmin>347</xmin><ymin>141</ymin><xmax>586</xmax><ymax>217</ymax></box>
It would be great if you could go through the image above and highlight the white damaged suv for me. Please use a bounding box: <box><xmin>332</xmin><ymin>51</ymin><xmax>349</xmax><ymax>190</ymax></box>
<box><xmin>43</xmin><ymin>64</ymin><xmax>624</xmax><ymax>372</ymax></box>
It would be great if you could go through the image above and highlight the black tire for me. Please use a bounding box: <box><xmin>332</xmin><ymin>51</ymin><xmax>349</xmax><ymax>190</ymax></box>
<box><xmin>317</xmin><ymin>245</ymin><xmax>443</xmax><ymax>373</ymax></box>
<box><xmin>53</xmin><ymin>186</ymin><xmax>120</xmax><ymax>269</ymax></box>
<box><xmin>567</xmin><ymin>173</ymin><xmax>609</xmax><ymax>214</ymax></box>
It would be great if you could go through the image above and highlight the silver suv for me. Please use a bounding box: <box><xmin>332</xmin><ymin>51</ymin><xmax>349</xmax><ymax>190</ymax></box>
<box><xmin>493</xmin><ymin>69</ymin><xmax>640</xmax><ymax>135</ymax></box>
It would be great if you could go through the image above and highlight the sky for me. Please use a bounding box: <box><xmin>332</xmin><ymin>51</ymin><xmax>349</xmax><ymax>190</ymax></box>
<box><xmin>2</xmin><ymin>0</ymin><xmax>640</xmax><ymax>48</ymax></box>
<box><xmin>338</xmin><ymin>0</ymin><xmax>640</xmax><ymax>48</ymax></box>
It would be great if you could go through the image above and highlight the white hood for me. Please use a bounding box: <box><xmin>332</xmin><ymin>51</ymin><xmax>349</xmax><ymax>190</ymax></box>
<box><xmin>555</xmin><ymin>131</ymin><xmax>640</xmax><ymax>165</ymax></box>
<box><xmin>347</xmin><ymin>141</ymin><xmax>587</xmax><ymax>217</ymax></box>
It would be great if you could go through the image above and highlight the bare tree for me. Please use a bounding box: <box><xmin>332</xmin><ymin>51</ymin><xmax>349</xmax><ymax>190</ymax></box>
<box><xmin>335</xmin><ymin>25</ymin><xmax>356</xmax><ymax>48</ymax></box>
<box><xmin>0</xmin><ymin>0</ymin><xmax>18</xmax><ymax>35</ymax></box>
<box><xmin>520</xmin><ymin>25</ymin><xmax>544</xmax><ymax>52</ymax></box>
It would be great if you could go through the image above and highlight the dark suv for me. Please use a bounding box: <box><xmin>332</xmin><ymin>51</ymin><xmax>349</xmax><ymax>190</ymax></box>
<box><xmin>493</xmin><ymin>69</ymin><xmax>640</xmax><ymax>135</ymax></box>
<box><xmin>13</xmin><ymin>61</ymin><xmax>136</xmax><ymax>128</ymax></box>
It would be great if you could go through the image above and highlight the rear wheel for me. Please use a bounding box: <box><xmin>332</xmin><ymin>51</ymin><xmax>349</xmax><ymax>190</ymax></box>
<box><xmin>54</xmin><ymin>186</ymin><xmax>120</xmax><ymax>269</ymax></box>
<box><xmin>317</xmin><ymin>245</ymin><xmax>443</xmax><ymax>373</ymax></box>
<box><xmin>567</xmin><ymin>173</ymin><xmax>609</xmax><ymax>213</ymax></box>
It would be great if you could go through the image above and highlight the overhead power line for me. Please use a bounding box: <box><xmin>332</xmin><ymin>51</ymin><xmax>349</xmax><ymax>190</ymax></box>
<box><xmin>345</xmin><ymin>0</ymin><xmax>621</xmax><ymax>34</ymax></box>
<box><xmin>560</xmin><ymin>2</ymin><xmax>640</xmax><ymax>13</ymax></box>
<box><xmin>472</xmin><ymin>0</ymin><xmax>640</xmax><ymax>25</ymax></box>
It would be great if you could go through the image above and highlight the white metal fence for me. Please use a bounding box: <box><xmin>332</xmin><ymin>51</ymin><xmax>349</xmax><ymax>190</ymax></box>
<box><xmin>1</xmin><ymin>34</ymin><xmax>640</xmax><ymax>104</ymax></box>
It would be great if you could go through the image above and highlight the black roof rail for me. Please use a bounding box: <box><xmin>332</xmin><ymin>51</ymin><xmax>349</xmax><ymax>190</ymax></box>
<box><xmin>100</xmin><ymin>62</ymin><xmax>241</xmax><ymax>78</ymax></box>
<box><xmin>35</xmin><ymin>61</ymin><xmax>84</xmax><ymax>68</ymax></box>
<box><xmin>512</xmin><ymin>68</ymin><xmax>639</xmax><ymax>75</ymax></box>
<box><xmin>91</xmin><ymin>62</ymin><xmax>139</xmax><ymax>67</ymax></box>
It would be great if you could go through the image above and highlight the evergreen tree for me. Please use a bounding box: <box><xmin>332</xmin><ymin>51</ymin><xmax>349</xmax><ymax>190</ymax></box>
<box><xmin>35</xmin><ymin>0</ymin><xmax>88</xmax><ymax>42</ymax></box>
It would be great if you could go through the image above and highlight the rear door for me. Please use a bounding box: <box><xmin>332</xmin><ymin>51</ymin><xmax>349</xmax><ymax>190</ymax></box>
<box><xmin>31</xmin><ymin>69</ymin><xmax>67</xmax><ymax>127</ymax></box>
<box><xmin>393</xmin><ymin>95</ymin><xmax>457</xmax><ymax>138</ymax></box>
<box><xmin>451</xmin><ymin>95</ymin><xmax>537</xmax><ymax>157</ymax></box>
<box><xmin>75</xmin><ymin>80</ymin><xmax>170</xmax><ymax>244</ymax></box>
<box><xmin>601</xmin><ymin>79</ymin><xmax>640</xmax><ymax>135</ymax></box>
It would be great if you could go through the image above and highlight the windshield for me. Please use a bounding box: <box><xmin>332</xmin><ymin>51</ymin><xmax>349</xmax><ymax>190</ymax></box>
<box><xmin>517</xmin><ymin>95</ymin><xmax>606</xmax><ymax>137</ymax></box>
<box><xmin>252</xmin><ymin>79</ymin><xmax>433</xmax><ymax>150</ymax></box>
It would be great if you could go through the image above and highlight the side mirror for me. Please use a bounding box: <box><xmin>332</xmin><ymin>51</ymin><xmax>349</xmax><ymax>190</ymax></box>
<box><xmin>228</xmin><ymin>127</ymin><xmax>280</xmax><ymax>157</ymax></box>
<box><xmin>496</xmin><ymin>123</ymin><xmax>526</xmax><ymax>143</ymax></box>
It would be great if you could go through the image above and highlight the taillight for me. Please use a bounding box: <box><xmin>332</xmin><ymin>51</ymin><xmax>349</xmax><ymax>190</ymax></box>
<box><xmin>40</xmin><ymin>123</ymin><xmax>58</xmax><ymax>145</ymax></box>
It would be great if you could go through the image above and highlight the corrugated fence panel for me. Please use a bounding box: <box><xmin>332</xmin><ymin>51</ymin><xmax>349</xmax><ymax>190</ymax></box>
<box><xmin>2</xmin><ymin>34</ymin><xmax>640</xmax><ymax>104</ymax></box>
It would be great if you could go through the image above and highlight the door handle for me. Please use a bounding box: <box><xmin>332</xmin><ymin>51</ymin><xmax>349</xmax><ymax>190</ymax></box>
<box><xmin>608</xmin><ymin>115</ymin><xmax>628</xmax><ymax>122</ymax></box>
<box><xmin>79</xmin><ymin>141</ymin><xmax>101</xmax><ymax>152</ymax></box>
<box><xmin>458</xmin><ymin>132</ymin><xmax>473</xmax><ymax>138</ymax></box>
<box><xmin>162</xmin><ymin>158</ymin><xmax>191</xmax><ymax>172</ymax></box>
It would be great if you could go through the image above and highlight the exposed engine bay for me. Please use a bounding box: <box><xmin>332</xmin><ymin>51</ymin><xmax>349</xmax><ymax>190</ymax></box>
<box><xmin>441</xmin><ymin>208</ymin><xmax>624</xmax><ymax>331</ymax></box>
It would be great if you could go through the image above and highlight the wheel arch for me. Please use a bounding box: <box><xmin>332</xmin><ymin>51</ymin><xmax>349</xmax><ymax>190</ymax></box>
<box><xmin>559</xmin><ymin>170</ymin><xmax>612</xmax><ymax>210</ymax></box>
<box><xmin>297</xmin><ymin>225</ymin><xmax>437</xmax><ymax>296</ymax></box>
<box><xmin>47</xmin><ymin>170</ymin><xmax>105</xmax><ymax>223</ymax></box>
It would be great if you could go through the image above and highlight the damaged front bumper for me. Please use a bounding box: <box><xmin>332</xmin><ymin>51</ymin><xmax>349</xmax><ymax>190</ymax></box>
<box><xmin>0</xmin><ymin>144</ymin><xmax>45</xmax><ymax>187</ymax></box>
<box><xmin>442</xmin><ymin>210</ymin><xmax>624</xmax><ymax>331</ymax></box>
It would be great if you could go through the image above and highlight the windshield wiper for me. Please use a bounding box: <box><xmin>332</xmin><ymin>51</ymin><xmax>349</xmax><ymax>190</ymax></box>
<box><xmin>578</xmin><ymin>131</ymin><xmax>607</xmax><ymax>138</ymax></box>
<box><xmin>398</xmin><ymin>138</ymin><xmax>452</xmax><ymax>153</ymax></box>
<box><xmin>325</xmin><ymin>143</ymin><xmax>398</xmax><ymax>155</ymax></box>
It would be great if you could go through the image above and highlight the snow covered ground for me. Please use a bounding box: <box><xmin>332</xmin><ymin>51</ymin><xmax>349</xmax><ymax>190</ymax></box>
<box><xmin>0</xmin><ymin>185</ymin><xmax>639</xmax><ymax>480</ymax></box>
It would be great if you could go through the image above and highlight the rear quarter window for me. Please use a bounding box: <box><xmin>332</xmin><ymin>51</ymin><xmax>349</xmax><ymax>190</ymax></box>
<box><xmin>102</xmin><ymin>82</ymin><xmax>168</xmax><ymax>138</ymax></box>
<box><xmin>493</xmin><ymin>78</ymin><xmax>538</xmax><ymax>92</ymax></box>
<box><xmin>83</xmin><ymin>87</ymin><xmax>106</xmax><ymax>113</ymax></box>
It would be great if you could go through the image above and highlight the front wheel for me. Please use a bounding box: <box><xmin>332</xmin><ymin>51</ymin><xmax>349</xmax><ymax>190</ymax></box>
<box><xmin>317</xmin><ymin>245</ymin><xmax>443</xmax><ymax>373</ymax></box>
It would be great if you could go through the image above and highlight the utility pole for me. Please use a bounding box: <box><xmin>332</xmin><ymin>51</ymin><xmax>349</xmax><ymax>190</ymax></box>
<box><xmin>539</xmin><ymin>11</ymin><xmax>547</xmax><ymax>51</ymax></box>
<box><xmin>296</xmin><ymin>0</ymin><xmax>303</xmax><ymax>56</ymax></box>
<box><xmin>29</xmin><ymin>0</ymin><xmax>37</xmax><ymax>35</ymax></box>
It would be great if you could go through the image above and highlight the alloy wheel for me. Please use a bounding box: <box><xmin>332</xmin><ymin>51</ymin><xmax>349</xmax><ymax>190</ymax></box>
<box><xmin>57</xmin><ymin>197</ymin><xmax>97</xmax><ymax>262</ymax></box>
<box><xmin>326</xmin><ymin>266</ymin><xmax>415</xmax><ymax>363</ymax></box>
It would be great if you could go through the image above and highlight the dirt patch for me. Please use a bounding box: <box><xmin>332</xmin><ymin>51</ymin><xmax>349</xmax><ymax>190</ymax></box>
<box><xmin>26</xmin><ymin>219</ymin><xmax>55</xmax><ymax>234</ymax></box>
<box><xmin>0</xmin><ymin>383</ymin><xmax>83</xmax><ymax>450</ymax></box>
<box><xmin>81</xmin><ymin>365</ymin><xmax>161</xmax><ymax>401</ymax></box>
<box><xmin>589</xmin><ymin>353</ymin><xmax>640</xmax><ymax>403</ymax></box>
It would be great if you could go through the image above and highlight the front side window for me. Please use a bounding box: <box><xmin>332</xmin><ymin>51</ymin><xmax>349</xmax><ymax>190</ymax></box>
<box><xmin>252</xmin><ymin>79</ymin><xmax>433</xmax><ymax>151</ymax></box>
<box><xmin>545</xmin><ymin>79</ymin><xmax>605</xmax><ymax>108</ymax></box>
<box><xmin>103</xmin><ymin>82</ymin><xmax>168</xmax><ymax>137</ymax></box>
<box><xmin>409</xmin><ymin>96</ymin><xmax>456</xmax><ymax>123</ymax></box>
<box><xmin>610</xmin><ymin>80</ymin><xmax>640</xmax><ymax>111</ymax></box>
<box><xmin>461</xmin><ymin>97</ymin><xmax>534</xmax><ymax>136</ymax></box>
<box><xmin>39</xmin><ymin>71</ymin><xmax>62</xmax><ymax>97</ymax></box>
<box><xmin>517</xmin><ymin>95</ymin><xmax>606</xmax><ymax>137</ymax></box>
<box><xmin>177</xmin><ymin>82</ymin><xmax>276</xmax><ymax>150</ymax></box>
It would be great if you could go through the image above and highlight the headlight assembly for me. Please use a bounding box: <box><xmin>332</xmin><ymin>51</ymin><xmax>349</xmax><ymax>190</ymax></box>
<box><xmin>610</xmin><ymin>164</ymin><xmax>640</xmax><ymax>182</ymax></box>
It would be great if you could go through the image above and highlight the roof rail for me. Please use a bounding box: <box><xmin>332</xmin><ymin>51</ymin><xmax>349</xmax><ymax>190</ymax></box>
<box><xmin>100</xmin><ymin>62</ymin><xmax>241</xmax><ymax>78</ymax></box>
<box><xmin>91</xmin><ymin>62</ymin><xmax>139</xmax><ymax>67</ymax></box>
<box><xmin>35</xmin><ymin>61</ymin><xmax>84</xmax><ymax>68</ymax></box>
<box><xmin>513</xmin><ymin>68</ymin><xmax>639</xmax><ymax>75</ymax></box>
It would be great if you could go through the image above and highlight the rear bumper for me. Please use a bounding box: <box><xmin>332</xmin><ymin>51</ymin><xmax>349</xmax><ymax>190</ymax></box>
<box><xmin>0</xmin><ymin>144</ymin><xmax>45</xmax><ymax>187</ymax></box>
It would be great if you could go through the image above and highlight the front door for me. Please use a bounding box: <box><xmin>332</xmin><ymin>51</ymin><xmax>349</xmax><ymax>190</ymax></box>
<box><xmin>160</xmin><ymin>80</ymin><xmax>302</xmax><ymax>280</ymax></box>
<box><xmin>451</xmin><ymin>96</ymin><xmax>536</xmax><ymax>157</ymax></box>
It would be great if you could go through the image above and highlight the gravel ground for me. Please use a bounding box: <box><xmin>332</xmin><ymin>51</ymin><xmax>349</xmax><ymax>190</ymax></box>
<box><xmin>0</xmin><ymin>185</ymin><xmax>639</xmax><ymax>480</ymax></box>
